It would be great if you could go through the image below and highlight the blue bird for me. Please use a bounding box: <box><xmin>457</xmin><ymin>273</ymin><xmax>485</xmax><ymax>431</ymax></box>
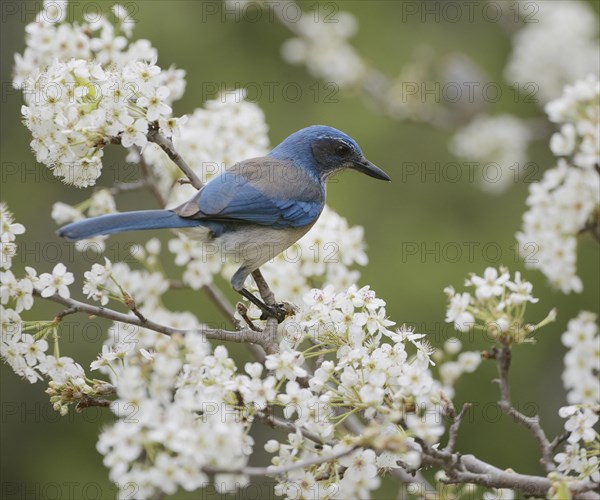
<box><xmin>58</xmin><ymin>125</ymin><xmax>390</xmax><ymax>320</ymax></box>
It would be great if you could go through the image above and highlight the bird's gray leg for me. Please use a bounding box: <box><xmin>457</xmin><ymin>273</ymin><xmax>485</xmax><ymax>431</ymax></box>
<box><xmin>231</xmin><ymin>266</ymin><xmax>286</xmax><ymax>322</ymax></box>
<box><xmin>251</xmin><ymin>269</ymin><xmax>276</xmax><ymax>305</ymax></box>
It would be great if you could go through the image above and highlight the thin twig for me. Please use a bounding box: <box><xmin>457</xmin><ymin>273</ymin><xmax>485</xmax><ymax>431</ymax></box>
<box><xmin>53</xmin><ymin>306</ymin><xmax>78</xmax><ymax>323</ymax></box>
<box><xmin>146</xmin><ymin>125</ymin><xmax>203</xmax><ymax>190</ymax></box>
<box><xmin>445</xmin><ymin>402</ymin><xmax>472</xmax><ymax>453</ymax></box>
<box><xmin>204</xmin><ymin>446</ymin><xmax>356</xmax><ymax>477</ymax></box>
<box><xmin>237</xmin><ymin>303</ymin><xmax>261</xmax><ymax>332</ymax></box>
<box><xmin>549</xmin><ymin>431</ymin><xmax>569</xmax><ymax>452</ymax></box>
<box><xmin>492</xmin><ymin>344</ymin><xmax>555</xmax><ymax>473</ymax></box>
<box><xmin>123</xmin><ymin>292</ymin><xmax>147</xmax><ymax>323</ymax></box>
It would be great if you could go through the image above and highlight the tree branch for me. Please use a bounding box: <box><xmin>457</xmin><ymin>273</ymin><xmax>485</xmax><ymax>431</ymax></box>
<box><xmin>203</xmin><ymin>446</ymin><xmax>357</xmax><ymax>477</ymax></box>
<box><xmin>445</xmin><ymin>402</ymin><xmax>472</xmax><ymax>453</ymax></box>
<box><xmin>146</xmin><ymin>125</ymin><xmax>203</xmax><ymax>190</ymax></box>
<box><xmin>33</xmin><ymin>291</ymin><xmax>279</xmax><ymax>352</ymax></box>
<box><xmin>492</xmin><ymin>344</ymin><xmax>555</xmax><ymax>473</ymax></box>
<box><xmin>415</xmin><ymin>439</ymin><xmax>598</xmax><ymax>498</ymax></box>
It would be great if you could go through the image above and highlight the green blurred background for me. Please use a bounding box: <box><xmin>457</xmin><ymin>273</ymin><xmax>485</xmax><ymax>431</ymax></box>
<box><xmin>1</xmin><ymin>1</ymin><xmax>598</xmax><ymax>498</ymax></box>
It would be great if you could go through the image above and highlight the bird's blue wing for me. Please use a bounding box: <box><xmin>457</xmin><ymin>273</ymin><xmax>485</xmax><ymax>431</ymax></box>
<box><xmin>174</xmin><ymin>158</ymin><xmax>324</xmax><ymax>228</ymax></box>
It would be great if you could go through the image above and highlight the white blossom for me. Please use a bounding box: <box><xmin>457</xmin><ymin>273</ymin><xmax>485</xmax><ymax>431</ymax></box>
<box><xmin>0</xmin><ymin>203</ymin><xmax>25</xmax><ymax>270</ymax></box>
<box><xmin>561</xmin><ymin>312</ymin><xmax>599</xmax><ymax>405</ymax></box>
<box><xmin>505</xmin><ymin>0</ymin><xmax>599</xmax><ymax>103</ymax></box>
<box><xmin>281</xmin><ymin>11</ymin><xmax>365</xmax><ymax>87</ymax></box>
<box><xmin>450</xmin><ymin>114</ymin><xmax>531</xmax><ymax>193</ymax></box>
<box><xmin>37</xmin><ymin>263</ymin><xmax>74</xmax><ymax>299</ymax></box>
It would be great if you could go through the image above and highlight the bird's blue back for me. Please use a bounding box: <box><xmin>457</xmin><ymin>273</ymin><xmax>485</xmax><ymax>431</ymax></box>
<box><xmin>174</xmin><ymin>157</ymin><xmax>325</xmax><ymax>229</ymax></box>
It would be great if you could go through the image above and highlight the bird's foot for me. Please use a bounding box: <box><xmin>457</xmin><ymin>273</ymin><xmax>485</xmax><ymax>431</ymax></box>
<box><xmin>260</xmin><ymin>302</ymin><xmax>296</xmax><ymax>322</ymax></box>
<box><xmin>237</xmin><ymin>288</ymin><xmax>296</xmax><ymax>323</ymax></box>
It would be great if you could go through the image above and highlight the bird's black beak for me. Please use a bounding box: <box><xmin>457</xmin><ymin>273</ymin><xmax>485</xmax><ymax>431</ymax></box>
<box><xmin>352</xmin><ymin>157</ymin><xmax>391</xmax><ymax>181</ymax></box>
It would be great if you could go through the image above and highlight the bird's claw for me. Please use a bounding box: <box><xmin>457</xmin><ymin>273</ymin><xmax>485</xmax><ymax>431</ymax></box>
<box><xmin>260</xmin><ymin>302</ymin><xmax>295</xmax><ymax>322</ymax></box>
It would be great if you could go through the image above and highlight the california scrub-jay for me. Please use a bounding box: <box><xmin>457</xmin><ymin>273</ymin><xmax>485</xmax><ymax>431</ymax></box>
<box><xmin>58</xmin><ymin>125</ymin><xmax>390</xmax><ymax>320</ymax></box>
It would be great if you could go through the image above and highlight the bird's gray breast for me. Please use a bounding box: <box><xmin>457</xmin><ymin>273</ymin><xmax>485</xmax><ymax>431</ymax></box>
<box><xmin>216</xmin><ymin>224</ymin><xmax>314</xmax><ymax>270</ymax></box>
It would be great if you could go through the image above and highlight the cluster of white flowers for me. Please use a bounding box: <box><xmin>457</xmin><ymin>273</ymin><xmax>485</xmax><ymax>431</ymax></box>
<box><xmin>82</xmin><ymin>240</ymin><xmax>173</xmax><ymax>313</ymax></box>
<box><xmin>517</xmin><ymin>76</ymin><xmax>600</xmax><ymax>293</ymax></box>
<box><xmin>268</xmin><ymin>437</ymin><xmax>385</xmax><ymax>499</ymax></box>
<box><xmin>0</xmin><ymin>269</ymin><xmax>34</xmax><ymax>314</ymax></box>
<box><xmin>0</xmin><ymin>304</ymin><xmax>47</xmax><ymax>384</ymax></box>
<box><xmin>1</xmin><ymin>203</ymin><xmax>25</xmax><ymax>270</ymax></box>
<box><xmin>83</xmin><ymin>258</ymin><xmax>114</xmax><ymax>305</ymax></box>
<box><xmin>450</xmin><ymin>114</ymin><xmax>531</xmax><ymax>193</ymax></box>
<box><xmin>561</xmin><ymin>311</ymin><xmax>599</xmax><ymax>405</ymax></box>
<box><xmin>554</xmin><ymin>404</ymin><xmax>599</xmax><ymax>483</ymax></box>
<box><xmin>17</xmin><ymin>1</ymin><xmax>186</xmax><ymax>187</ymax></box>
<box><xmin>79</xmin><ymin>281</ymin><xmax>445</xmax><ymax>499</ymax></box>
<box><xmin>4</xmin><ymin>194</ymin><xmax>584</xmax><ymax>499</ymax></box>
<box><xmin>1</xmin><ymin>308</ymin><xmax>90</xmax><ymax>391</ymax></box>
<box><xmin>256</xmin><ymin>286</ymin><xmax>450</xmax><ymax>497</ymax></box>
<box><xmin>1</xmin><ymin>206</ymin><xmax>84</xmax><ymax>386</ymax></box>
<box><xmin>95</xmin><ymin>337</ymin><xmax>253</xmax><ymax>499</ymax></box>
<box><xmin>505</xmin><ymin>0</ymin><xmax>599</xmax><ymax>104</ymax></box>
<box><xmin>21</xmin><ymin>58</ymin><xmax>181</xmax><ymax>187</ymax></box>
<box><xmin>546</xmin><ymin>75</ymin><xmax>600</xmax><ymax>170</ymax></box>
<box><xmin>280</xmin><ymin>10</ymin><xmax>365</xmax><ymax>87</ymax></box>
<box><xmin>444</xmin><ymin>266</ymin><xmax>553</xmax><ymax>343</ymax></box>
<box><xmin>14</xmin><ymin>1</ymin><xmax>185</xmax><ymax>97</ymax></box>
<box><xmin>450</xmin><ymin>2</ymin><xmax>598</xmax><ymax>195</ymax></box>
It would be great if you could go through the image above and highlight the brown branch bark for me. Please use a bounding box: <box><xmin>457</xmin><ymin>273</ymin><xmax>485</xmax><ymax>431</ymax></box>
<box><xmin>416</xmin><ymin>439</ymin><xmax>598</xmax><ymax>498</ymax></box>
<box><xmin>492</xmin><ymin>344</ymin><xmax>555</xmax><ymax>473</ymax></box>
<box><xmin>34</xmin><ymin>290</ymin><xmax>279</xmax><ymax>353</ymax></box>
<box><xmin>146</xmin><ymin>126</ymin><xmax>203</xmax><ymax>190</ymax></box>
<box><xmin>445</xmin><ymin>402</ymin><xmax>472</xmax><ymax>453</ymax></box>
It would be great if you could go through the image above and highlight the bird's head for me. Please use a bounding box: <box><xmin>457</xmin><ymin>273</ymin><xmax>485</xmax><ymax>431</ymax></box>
<box><xmin>269</xmin><ymin>125</ymin><xmax>391</xmax><ymax>182</ymax></box>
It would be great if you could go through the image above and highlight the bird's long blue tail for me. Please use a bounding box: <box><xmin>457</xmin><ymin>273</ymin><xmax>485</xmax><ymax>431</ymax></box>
<box><xmin>57</xmin><ymin>210</ymin><xmax>201</xmax><ymax>241</ymax></box>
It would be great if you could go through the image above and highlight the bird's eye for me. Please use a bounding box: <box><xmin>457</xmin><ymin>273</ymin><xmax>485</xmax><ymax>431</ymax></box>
<box><xmin>336</xmin><ymin>144</ymin><xmax>351</xmax><ymax>156</ymax></box>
